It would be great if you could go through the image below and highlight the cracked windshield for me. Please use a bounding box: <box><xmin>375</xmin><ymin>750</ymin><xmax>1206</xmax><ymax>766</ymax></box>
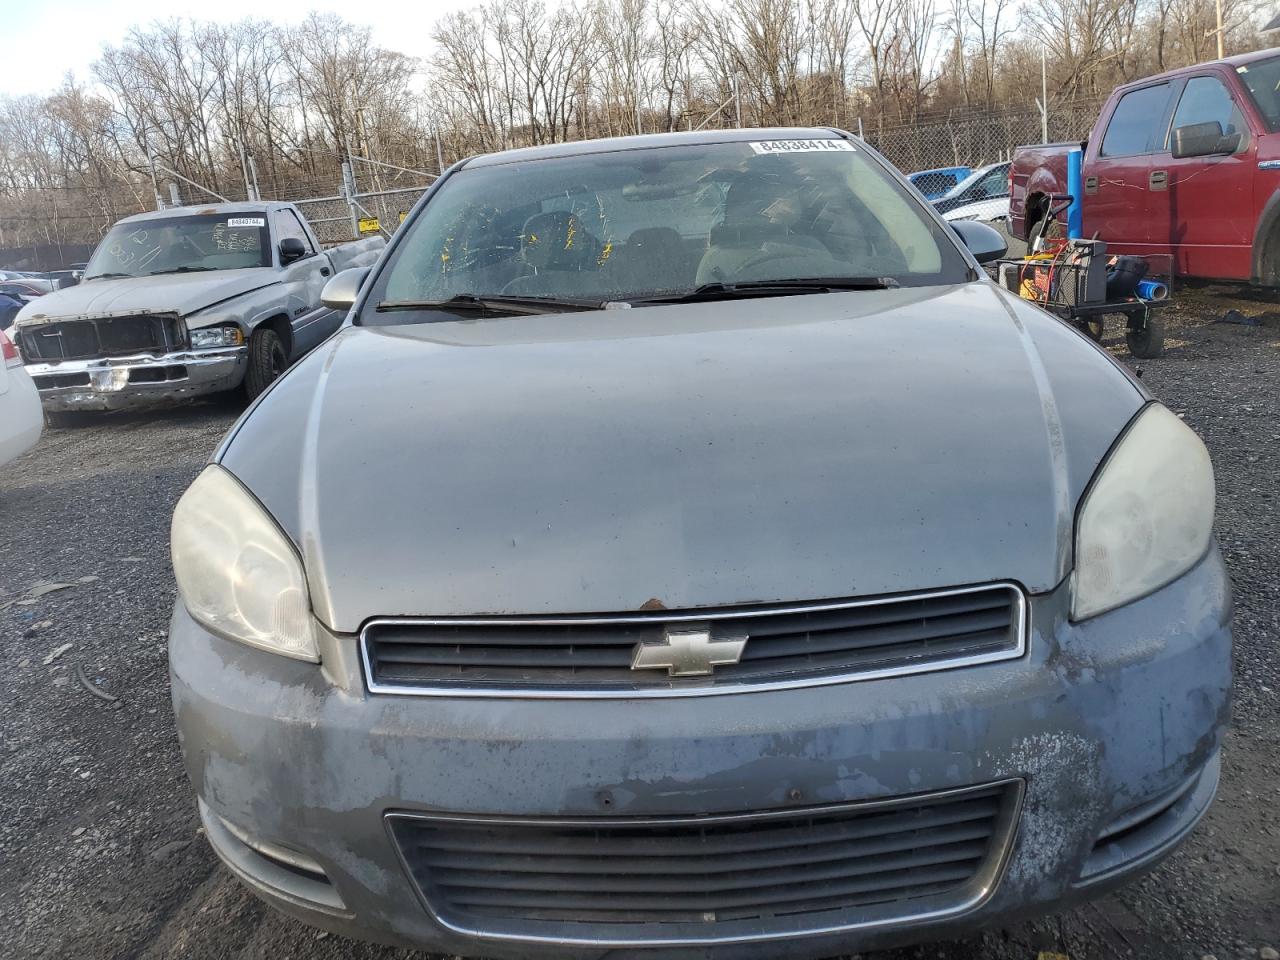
<box><xmin>378</xmin><ymin>140</ymin><xmax>968</xmax><ymax>309</ymax></box>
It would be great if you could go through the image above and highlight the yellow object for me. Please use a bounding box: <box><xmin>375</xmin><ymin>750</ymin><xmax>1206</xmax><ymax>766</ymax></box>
<box><xmin>358</xmin><ymin>217</ymin><xmax>381</xmax><ymax>234</ymax></box>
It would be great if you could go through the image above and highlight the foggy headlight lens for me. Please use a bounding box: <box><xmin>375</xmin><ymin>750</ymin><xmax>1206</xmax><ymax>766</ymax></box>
<box><xmin>1072</xmin><ymin>404</ymin><xmax>1215</xmax><ymax>621</ymax></box>
<box><xmin>189</xmin><ymin>326</ymin><xmax>244</xmax><ymax>348</ymax></box>
<box><xmin>171</xmin><ymin>465</ymin><xmax>317</xmax><ymax>661</ymax></box>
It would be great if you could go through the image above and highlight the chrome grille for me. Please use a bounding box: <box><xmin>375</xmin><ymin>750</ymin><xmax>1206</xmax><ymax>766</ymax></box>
<box><xmin>389</xmin><ymin>781</ymin><xmax>1021</xmax><ymax>944</ymax></box>
<box><xmin>362</xmin><ymin>583</ymin><xmax>1026</xmax><ymax>697</ymax></box>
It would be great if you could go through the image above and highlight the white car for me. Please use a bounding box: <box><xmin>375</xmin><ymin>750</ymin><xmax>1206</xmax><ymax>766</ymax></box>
<box><xmin>931</xmin><ymin>162</ymin><xmax>1011</xmax><ymax>225</ymax></box>
<box><xmin>0</xmin><ymin>328</ymin><xmax>42</xmax><ymax>466</ymax></box>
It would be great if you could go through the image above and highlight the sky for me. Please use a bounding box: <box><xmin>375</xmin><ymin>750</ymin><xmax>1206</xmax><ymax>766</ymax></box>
<box><xmin>0</xmin><ymin>0</ymin><xmax>451</xmax><ymax>97</ymax></box>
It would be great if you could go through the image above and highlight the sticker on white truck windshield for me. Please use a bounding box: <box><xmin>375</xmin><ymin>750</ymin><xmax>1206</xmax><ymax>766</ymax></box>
<box><xmin>226</xmin><ymin>217</ymin><xmax>265</xmax><ymax>228</ymax></box>
<box><xmin>748</xmin><ymin>139</ymin><xmax>854</xmax><ymax>155</ymax></box>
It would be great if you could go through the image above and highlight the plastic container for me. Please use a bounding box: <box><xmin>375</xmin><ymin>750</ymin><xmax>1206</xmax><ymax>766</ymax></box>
<box><xmin>1136</xmin><ymin>278</ymin><xmax>1169</xmax><ymax>301</ymax></box>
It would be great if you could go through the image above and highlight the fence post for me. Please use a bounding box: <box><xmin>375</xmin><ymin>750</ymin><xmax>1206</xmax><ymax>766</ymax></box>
<box><xmin>341</xmin><ymin>162</ymin><xmax>359</xmax><ymax>240</ymax></box>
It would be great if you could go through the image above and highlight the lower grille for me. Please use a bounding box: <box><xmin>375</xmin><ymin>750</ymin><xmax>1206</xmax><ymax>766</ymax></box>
<box><xmin>363</xmin><ymin>583</ymin><xmax>1026</xmax><ymax>697</ymax></box>
<box><xmin>390</xmin><ymin>781</ymin><xmax>1021</xmax><ymax>944</ymax></box>
<box><xmin>33</xmin><ymin>372</ymin><xmax>91</xmax><ymax>390</ymax></box>
<box><xmin>17</xmin><ymin>314</ymin><xmax>183</xmax><ymax>361</ymax></box>
<box><xmin>129</xmin><ymin>365</ymin><xmax>187</xmax><ymax>383</ymax></box>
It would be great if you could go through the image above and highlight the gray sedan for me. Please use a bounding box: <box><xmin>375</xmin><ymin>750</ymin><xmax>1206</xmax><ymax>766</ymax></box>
<box><xmin>168</xmin><ymin>128</ymin><xmax>1230</xmax><ymax>958</ymax></box>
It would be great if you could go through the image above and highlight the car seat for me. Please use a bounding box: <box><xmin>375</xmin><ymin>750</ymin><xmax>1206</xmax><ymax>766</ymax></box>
<box><xmin>505</xmin><ymin>211</ymin><xmax>605</xmax><ymax>295</ymax></box>
<box><xmin>620</xmin><ymin>227</ymin><xmax>693</xmax><ymax>294</ymax></box>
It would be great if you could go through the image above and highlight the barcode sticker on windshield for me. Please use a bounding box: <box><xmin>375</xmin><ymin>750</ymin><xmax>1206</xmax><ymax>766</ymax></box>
<box><xmin>748</xmin><ymin>139</ymin><xmax>854</xmax><ymax>155</ymax></box>
<box><xmin>227</xmin><ymin>217</ymin><xmax>265</xmax><ymax>227</ymax></box>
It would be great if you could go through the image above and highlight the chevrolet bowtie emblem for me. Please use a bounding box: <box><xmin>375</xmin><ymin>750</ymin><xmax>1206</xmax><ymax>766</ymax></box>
<box><xmin>631</xmin><ymin>625</ymin><xmax>748</xmax><ymax>677</ymax></box>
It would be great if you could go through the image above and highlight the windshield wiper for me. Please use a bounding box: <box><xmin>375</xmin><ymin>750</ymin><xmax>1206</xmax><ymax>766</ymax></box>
<box><xmin>148</xmin><ymin>266</ymin><xmax>218</xmax><ymax>275</ymax></box>
<box><xmin>630</xmin><ymin>277</ymin><xmax>901</xmax><ymax>305</ymax></box>
<box><xmin>83</xmin><ymin>272</ymin><xmax>134</xmax><ymax>281</ymax></box>
<box><xmin>376</xmin><ymin>293</ymin><xmax>606</xmax><ymax>317</ymax></box>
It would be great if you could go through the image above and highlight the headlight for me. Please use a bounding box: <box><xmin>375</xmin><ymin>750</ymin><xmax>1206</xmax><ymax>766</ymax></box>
<box><xmin>171</xmin><ymin>465</ymin><xmax>318</xmax><ymax>661</ymax></box>
<box><xmin>1072</xmin><ymin>404</ymin><xmax>1214</xmax><ymax>620</ymax></box>
<box><xmin>189</xmin><ymin>325</ymin><xmax>245</xmax><ymax>348</ymax></box>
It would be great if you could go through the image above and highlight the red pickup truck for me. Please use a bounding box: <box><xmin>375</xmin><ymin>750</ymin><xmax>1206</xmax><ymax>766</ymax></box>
<box><xmin>1010</xmin><ymin>49</ymin><xmax>1280</xmax><ymax>285</ymax></box>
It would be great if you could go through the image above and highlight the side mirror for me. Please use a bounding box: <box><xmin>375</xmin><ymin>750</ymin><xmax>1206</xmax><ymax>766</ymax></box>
<box><xmin>1171</xmin><ymin>121</ymin><xmax>1240</xmax><ymax>159</ymax></box>
<box><xmin>320</xmin><ymin>267</ymin><xmax>371</xmax><ymax>310</ymax></box>
<box><xmin>279</xmin><ymin>237</ymin><xmax>308</xmax><ymax>264</ymax></box>
<box><xmin>951</xmin><ymin>220</ymin><xmax>1008</xmax><ymax>265</ymax></box>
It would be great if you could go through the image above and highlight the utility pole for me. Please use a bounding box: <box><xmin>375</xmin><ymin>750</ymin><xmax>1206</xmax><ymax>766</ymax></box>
<box><xmin>236</xmin><ymin>137</ymin><xmax>253</xmax><ymax>202</ymax></box>
<box><xmin>732</xmin><ymin>72</ymin><xmax>741</xmax><ymax>127</ymax></box>
<box><xmin>147</xmin><ymin>148</ymin><xmax>165</xmax><ymax>210</ymax></box>
<box><xmin>635</xmin><ymin>73</ymin><xmax>643</xmax><ymax>134</ymax></box>
<box><xmin>1215</xmin><ymin>0</ymin><xmax>1225</xmax><ymax>58</ymax></box>
<box><xmin>435</xmin><ymin>129</ymin><xmax>445</xmax><ymax>175</ymax></box>
<box><xmin>1035</xmin><ymin>46</ymin><xmax>1050</xmax><ymax>144</ymax></box>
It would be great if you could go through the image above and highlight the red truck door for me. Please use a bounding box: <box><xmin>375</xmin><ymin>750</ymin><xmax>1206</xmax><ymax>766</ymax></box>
<box><xmin>1147</xmin><ymin>73</ymin><xmax>1257</xmax><ymax>281</ymax></box>
<box><xmin>1082</xmin><ymin>82</ymin><xmax>1177</xmax><ymax>253</ymax></box>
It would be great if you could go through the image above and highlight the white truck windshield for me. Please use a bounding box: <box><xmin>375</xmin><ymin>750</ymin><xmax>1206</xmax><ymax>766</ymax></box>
<box><xmin>84</xmin><ymin>214</ymin><xmax>271</xmax><ymax>280</ymax></box>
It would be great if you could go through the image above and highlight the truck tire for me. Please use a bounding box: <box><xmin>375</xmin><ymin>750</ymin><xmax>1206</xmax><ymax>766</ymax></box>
<box><xmin>1027</xmin><ymin>211</ymin><xmax>1062</xmax><ymax>252</ymax></box>
<box><xmin>1126</xmin><ymin>313</ymin><xmax>1164</xmax><ymax>359</ymax></box>
<box><xmin>245</xmin><ymin>326</ymin><xmax>288</xmax><ymax>400</ymax></box>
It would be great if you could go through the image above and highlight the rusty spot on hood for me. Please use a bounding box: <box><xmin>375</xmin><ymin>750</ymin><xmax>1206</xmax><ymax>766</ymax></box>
<box><xmin>638</xmin><ymin>597</ymin><xmax>667</xmax><ymax>611</ymax></box>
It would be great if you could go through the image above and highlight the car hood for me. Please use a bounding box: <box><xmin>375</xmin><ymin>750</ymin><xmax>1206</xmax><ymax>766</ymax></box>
<box><xmin>220</xmin><ymin>283</ymin><xmax>1144</xmax><ymax>632</ymax></box>
<box><xmin>942</xmin><ymin>198</ymin><xmax>1011</xmax><ymax>222</ymax></box>
<box><xmin>13</xmin><ymin>268</ymin><xmax>276</xmax><ymax>325</ymax></box>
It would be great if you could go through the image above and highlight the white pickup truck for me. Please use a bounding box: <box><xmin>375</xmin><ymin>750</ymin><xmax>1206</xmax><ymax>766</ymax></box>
<box><xmin>12</xmin><ymin>202</ymin><xmax>383</xmax><ymax>415</ymax></box>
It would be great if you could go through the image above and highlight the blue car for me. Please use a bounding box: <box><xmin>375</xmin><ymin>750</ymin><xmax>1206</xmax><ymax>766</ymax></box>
<box><xmin>908</xmin><ymin>165</ymin><xmax>971</xmax><ymax>199</ymax></box>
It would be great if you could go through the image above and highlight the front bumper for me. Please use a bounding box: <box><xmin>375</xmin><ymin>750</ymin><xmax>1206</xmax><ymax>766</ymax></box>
<box><xmin>26</xmin><ymin>346</ymin><xmax>247</xmax><ymax>411</ymax></box>
<box><xmin>169</xmin><ymin>548</ymin><xmax>1232</xmax><ymax>959</ymax></box>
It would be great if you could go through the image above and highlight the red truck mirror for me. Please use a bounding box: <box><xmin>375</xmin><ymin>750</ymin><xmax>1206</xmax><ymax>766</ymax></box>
<box><xmin>1171</xmin><ymin>121</ymin><xmax>1241</xmax><ymax>159</ymax></box>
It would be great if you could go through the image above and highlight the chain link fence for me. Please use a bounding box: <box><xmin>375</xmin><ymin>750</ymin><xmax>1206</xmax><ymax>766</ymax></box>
<box><xmin>859</xmin><ymin>99</ymin><xmax>1103</xmax><ymax>174</ymax></box>
<box><xmin>295</xmin><ymin>184</ymin><xmax>434</xmax><ymax>245</ymax></box>
<box><xmin>3</xmin><ymin>101</ymin><xmax>1105</xmax><ymax>267</ymax></box>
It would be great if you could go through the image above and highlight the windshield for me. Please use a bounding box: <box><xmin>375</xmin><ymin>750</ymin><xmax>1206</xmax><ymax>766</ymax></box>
<box><xmin>370</xmin><ymin>139</ymin><xmax>969</xmax><ymax>316</ymax></box>
<box><xmin>84</xmin><ymin>214</ymin><xmax>270</xmax><ymax>279</ymax></box>
<box><xmin>1237</xmin><ymin>56</ymin><xmax>1280</xmax><ymax>132</ymax></box>
<box><xmin>939</xmin><ymin>164</ymin><xmax>996</xmax><ymax>201</ymax></box>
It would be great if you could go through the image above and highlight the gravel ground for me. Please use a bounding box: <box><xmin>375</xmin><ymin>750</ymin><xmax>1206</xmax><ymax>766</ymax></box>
<box><xmin>1</xmin><ymin>292</ymin><xmax>1277</xmax><ymax>960</ymax></box>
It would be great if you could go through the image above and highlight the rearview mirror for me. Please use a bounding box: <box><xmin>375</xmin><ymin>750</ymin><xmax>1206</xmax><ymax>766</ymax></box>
<box><xmin>279</xmin><ymin>237</ymin><xmax>308</xmax><ymax>264</ymax></box>
<box><xmin>950</xmin><ymin>220</ymin><xmax>1008</xmax><ymax>265</ymax></box>
<box><xmin>320</xmin><ymin>267</ymin><xmax>371</xmax><ymax>311</ymax></box>
<box><xmin>1171</xmin><ymin>121</ymin><xmax>1241</xmax><ymax>159</ymax></box>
